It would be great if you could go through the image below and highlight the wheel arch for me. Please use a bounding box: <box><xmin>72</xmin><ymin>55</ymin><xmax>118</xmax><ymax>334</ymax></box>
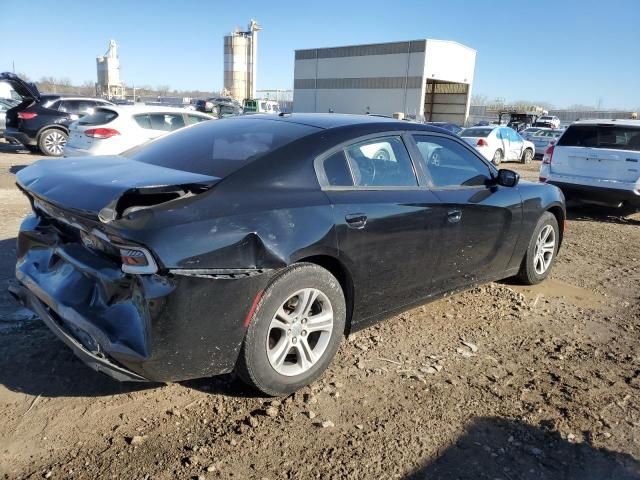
<box><xmin>37</xmin><ymin>124</ymin><xmax>68</xmax><ymax>141</ymax></box>
<box><xmin>546</xmin><ymin>203</ymin><xmax>565</xmax><ymax>247</ymax></box>
<box><xmin>295</xmin><ymin>254</ymin><xmax>355</xmax><ymax>335</ymax></box>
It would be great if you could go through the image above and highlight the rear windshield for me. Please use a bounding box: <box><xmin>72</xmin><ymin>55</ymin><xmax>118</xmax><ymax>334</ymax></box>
<box><xmin>78</xmin><ymin>108</ymin><xmax>118</xmax><ymax>126</ymax></box>
<box><xmin>124</xmin><ymin>117</ymin><xmax>319</xmax><ymax>178</ymax></box>
<box><xmin>557</xmin><ymin>124</ymin><xmax>640</xmax><ymax>151</ymax></box>
<box><xmin>460</xmin><ymin>128</ymin><xmax>493</xmax><ymax>137</ymax></box>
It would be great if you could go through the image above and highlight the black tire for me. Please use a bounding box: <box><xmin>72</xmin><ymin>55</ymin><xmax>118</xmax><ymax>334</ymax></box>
<box><xmin>236</xmin><ymin>263</ymin><xmax>346</xmax><ymax>396</ymax></box>
<box><xmin>38</xmin><ymin>128</ymin><xmax>67</xmax><ymax>157</ymax></box>
<box><xmin>516</xmin><ymin>212</ymin><xmax>559</xmax><ymax>285</ymax></box>
<box><xmin>492</xmin><ymin>149</ymin><xmax>503</xmax><ymax>166</ymax></box>
<box><xmin>521</xmin><ymin>148</ymin><xmax>533</xmax><ymax>164</ymax></box>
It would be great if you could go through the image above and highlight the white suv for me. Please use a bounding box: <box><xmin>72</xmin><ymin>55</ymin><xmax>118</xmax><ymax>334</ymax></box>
<box><xmin>539</xmin><ymin>120</ymin><xmax>640</xmax><ymax>210</ymax></box>
<box><xmin>63</xmin><ymin>105</ymin><xmax>212</xmax><ymax>157</ymax></box>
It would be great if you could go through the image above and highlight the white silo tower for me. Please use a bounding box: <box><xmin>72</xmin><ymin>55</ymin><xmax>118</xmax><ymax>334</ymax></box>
<box><xmin>223</xmin><ymin>19</ymin><xmax>260</xmax><ymax>102</ymax></box>
<box><xmin>96</xmin><ymin>40</ymin><xmax>125</xmax><ymax>99</ymax></box>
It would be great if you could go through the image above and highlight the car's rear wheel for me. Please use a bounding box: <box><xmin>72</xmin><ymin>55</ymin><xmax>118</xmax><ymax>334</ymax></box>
<box><xmin>521</xmin><ymin>148</ymin><xmax>533</xmax><ymax>164</ymax></box>
<box><xmin>492</xmin><ymin>149</ymin><xmax>503</xmax><ymax>166</ymax></box>
<box><xmin>38</xmin><ymin>129</ymin><xmax>67</xmax><ymax>156</ymax></box>
<box><xmin>236</xmin><ymin>263</ymin><xmax>346</xmax><ymax>396</ymax></box>
<box><xmin>516</xmin><ymin>212</ymin><xmax>559</xmax><ymax>285</ymax></box>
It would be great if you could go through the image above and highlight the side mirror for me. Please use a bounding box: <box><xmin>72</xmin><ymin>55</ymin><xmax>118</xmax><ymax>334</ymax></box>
<box><xmin>497</xmin><ymin>169</ymin><xmax>519</xmax><ymax>187</ymax></box>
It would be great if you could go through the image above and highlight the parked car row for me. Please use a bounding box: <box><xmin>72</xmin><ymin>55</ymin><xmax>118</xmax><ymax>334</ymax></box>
<box><xmin>1</xmin><ymin>72</ymin><xmax>217</xmax><ymax>156</ymax></box>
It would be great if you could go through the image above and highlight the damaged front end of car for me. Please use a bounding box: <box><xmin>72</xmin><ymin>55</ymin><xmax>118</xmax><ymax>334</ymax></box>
<box><xmin>10</xmin><ymin>157</ymin><xmax>277</xmax><ymax>382</ymax></box>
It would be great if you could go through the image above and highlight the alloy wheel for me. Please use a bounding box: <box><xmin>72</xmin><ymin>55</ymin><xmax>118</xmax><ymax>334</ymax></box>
<box><xmin>266</xmin><ymin>288</ymin><xmax>333</xmax><ymax>376</ymax></box>
<box><xmin>533</xmin><ymin>225</ymin><xmax>555</xmax><ymax>275</ymax></box>
<box><xmin>43</xmin><ymin>131</ymin><xmax>66</xmax><ymax>156</ymax></box>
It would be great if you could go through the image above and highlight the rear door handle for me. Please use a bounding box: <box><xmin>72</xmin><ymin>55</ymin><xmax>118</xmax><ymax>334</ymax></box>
<box><xmin>345</xmin><ymin>213</ymin><xmax>367</xmax><ymax>229</ymax></box>
<box><xmin>447</xmin><ymin>209</ymin><xmax>462</xmax><ymax>224</ymax></box>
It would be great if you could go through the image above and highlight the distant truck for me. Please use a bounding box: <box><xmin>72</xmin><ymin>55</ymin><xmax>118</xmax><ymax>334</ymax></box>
<box><xmin>488</xmin><ymin>105</ymin><xmax>547</xmax><ymax>132</ymax></box>
<box><xmin>243</xmin><ymin>99</ymin><xmax>280</xmax><ymax>114</ymax></box>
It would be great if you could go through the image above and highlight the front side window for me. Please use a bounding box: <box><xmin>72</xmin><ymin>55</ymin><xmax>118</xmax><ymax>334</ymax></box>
<box><xmin>344</xmin><ymin>136</ymin><xmax>417</xmax><ymax>187</ymax></box>
<box><xmin>413</xmin><ymin>135</ymin><xmax>492</xmax><ymax>188</ymax></box>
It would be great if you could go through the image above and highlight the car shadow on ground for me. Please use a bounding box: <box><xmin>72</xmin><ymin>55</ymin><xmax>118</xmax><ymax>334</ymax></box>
<box><xmin>566</xmin><ymin>203</ymin><xmax>640</xmax><ymax>226</ymax></box>
<box><xmin>405</xmin><ymin>416</ymin><xmax>640</xmax><ymax>480</ymax></box>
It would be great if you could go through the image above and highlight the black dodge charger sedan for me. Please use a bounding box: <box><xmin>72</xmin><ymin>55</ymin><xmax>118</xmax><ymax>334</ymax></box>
<box><xmin>11</xmin><ymin>114</ymin><xmax>565</xmax><ymax>395</ymax></box>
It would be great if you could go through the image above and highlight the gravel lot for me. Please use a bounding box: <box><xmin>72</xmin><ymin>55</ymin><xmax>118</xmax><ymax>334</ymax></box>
<box><xmin>0</xmin><ymin>140</ymin><xmax>639</xmax><ymax>480</ymax></box>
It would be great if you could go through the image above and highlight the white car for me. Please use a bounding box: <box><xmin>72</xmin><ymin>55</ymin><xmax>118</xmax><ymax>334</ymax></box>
<box><xmin>63</xmin><ymin>105</ymin><xmax>212</xmax><ymax>157</ymax></box>
<box><xmin>459</xmin><ymin>126</ymin><xmax>535</xmax><ymax>165</ymax></box>
<box><xmin>539</xmin><ymin>119</ymin><xmax>640</xmax><ymax>210</ymax></box>
<box><xmin>534</xmin><ymin>115</ymin><xmax>561</xmax><ymax>129</ymax></box>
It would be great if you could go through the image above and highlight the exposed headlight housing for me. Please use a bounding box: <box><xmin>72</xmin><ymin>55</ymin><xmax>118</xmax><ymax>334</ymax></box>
<box><xmin>119</xmin><ymin>246</ymin><xmax>158</xmax><ymax>274</ymax></box>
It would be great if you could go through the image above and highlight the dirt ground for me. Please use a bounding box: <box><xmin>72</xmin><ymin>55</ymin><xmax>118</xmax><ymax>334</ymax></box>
<box><xmin>0</xmin><ymin>140</ymin><xmax>639</xmax><ymax>480</ymax></box>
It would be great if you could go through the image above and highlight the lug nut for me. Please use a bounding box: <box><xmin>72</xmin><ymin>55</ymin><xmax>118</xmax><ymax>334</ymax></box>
<box><xmin>292</xmin><ymin>337</ymin><xmax>297</xmax><ymax>344</ymax></box>
<box><xmin>302</xmin><ymin>330</ymin><xmax>307</xmax><ymax>336</ymax></box>
<box><xmin>301</xmin><ymin>318</ymin><xmax>307</xmax><ymax>324</ymax></box>
<box><xmin>287</xmin><ymin>329</ymin><xmax>291</xmax><ymax>335</ymax></box>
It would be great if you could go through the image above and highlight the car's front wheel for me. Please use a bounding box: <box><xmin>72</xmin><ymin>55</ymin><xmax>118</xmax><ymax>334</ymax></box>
<box><xmin>516</xmin><ymin>212</ymin><xmax>559</xmax><ymax>285</ymax></box>
<box><xmin>236</xmin><ymin>263</ymin><xmax>346</xmax><ymax>396</ymax></box>
<box><xmin>38</xmin><ymin>129</ymin><xmax>67</xmax><ymax>156</ymax></box>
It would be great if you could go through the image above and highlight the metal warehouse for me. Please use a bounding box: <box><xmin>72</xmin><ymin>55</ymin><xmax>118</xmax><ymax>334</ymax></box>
<box><xmin>293</xmin><ymin>39</ymin><xmax>476</xmax><ymax>124</ymax></box>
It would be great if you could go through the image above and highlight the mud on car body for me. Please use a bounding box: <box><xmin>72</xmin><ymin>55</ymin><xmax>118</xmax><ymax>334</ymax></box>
<box><xmin>11</xmin><ymin>114</ymin><xmax>566</xmax><ymax>395</ymax></box>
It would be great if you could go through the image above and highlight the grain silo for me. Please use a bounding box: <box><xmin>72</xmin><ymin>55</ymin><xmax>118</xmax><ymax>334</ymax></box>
<box><xmin>223</xmin><ymin>20</ymin><xmax>260</xmax><ymax>102</ymax></box>
<box><xmin>96</xmin><ymin>40</ymin><xmax>125</xmax><ymax>99</ymax></box>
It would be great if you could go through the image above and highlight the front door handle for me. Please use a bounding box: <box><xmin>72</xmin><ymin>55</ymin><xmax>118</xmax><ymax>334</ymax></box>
<box><xmin>345</xmin><ymin>213</ymin><xmax>367</xmax><ymax>229</ymax></box>
<box><xmin>447</xmin><ymin>209</ymin><xmax>462</xmax><ymax>224</ymax></box>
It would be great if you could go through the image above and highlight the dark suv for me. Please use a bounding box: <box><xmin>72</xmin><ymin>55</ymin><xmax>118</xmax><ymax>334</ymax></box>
<box><xmin>0</xmin><ymin>72</ymin><xmax>114</xmax><ymax>156</ymax></box>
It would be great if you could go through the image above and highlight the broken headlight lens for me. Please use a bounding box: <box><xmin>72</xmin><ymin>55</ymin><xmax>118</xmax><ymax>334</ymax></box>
<box><xmin>119</xmin><ymin>247</ymin><xmax>158</xmax><ymax>275</ymax></box>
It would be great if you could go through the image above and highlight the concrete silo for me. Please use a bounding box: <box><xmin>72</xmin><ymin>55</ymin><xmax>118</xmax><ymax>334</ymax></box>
<box><xmin>223</xmin><ymin>20</ymin><xmax>260</xmax><ymax>102</ymax></box>
<box><xmin>96</xmin><ymin>40</ymin><xmax>125</xmax><ymax>100</ymax></box>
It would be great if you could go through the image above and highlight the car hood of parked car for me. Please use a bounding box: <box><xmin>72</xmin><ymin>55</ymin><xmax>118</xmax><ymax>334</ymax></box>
<box><xmin>16</xmin><ymin>156</ymin><xmax>220</xmax><ymax>223</ymax></box>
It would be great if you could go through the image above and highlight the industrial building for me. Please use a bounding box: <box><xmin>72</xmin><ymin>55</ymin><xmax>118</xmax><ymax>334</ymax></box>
<box><xmin>293</xmin><ymin>39</ymin><xmax>476</xmax><ymax>124</ymax></box>
<box><xmin>96</xmin><ymin>40</ymin><xmax>125</xmax><ymax>100</ymax></box>
<box><xmin>224</xmin><ymin>20</ymin><xmax>260</xmax><ymax>102</ymax></box>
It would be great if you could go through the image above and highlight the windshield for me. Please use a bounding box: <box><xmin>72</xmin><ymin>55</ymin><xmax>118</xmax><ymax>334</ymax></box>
<box><xmin>460</xmin><ymin>128</ymin><xmax>493</xmax><ymax>137</ymax></box>
<box><xmin>124</xmin><ymin>117</ymin><xmax>320</xmax><ymax>178</ymax></box>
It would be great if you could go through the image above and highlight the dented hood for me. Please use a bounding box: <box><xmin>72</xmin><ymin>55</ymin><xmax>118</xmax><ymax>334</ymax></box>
<box><xmin>16</xmin><ymin>156</ymin><xmax>220</xmax><ymax>219</ymax></box>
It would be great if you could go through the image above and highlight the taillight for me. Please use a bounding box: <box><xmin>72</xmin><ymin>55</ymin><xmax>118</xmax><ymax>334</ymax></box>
<box><xmin>17</xmin><ymin>112</ymin><xmax>38</xmax><ymax>120</ymax></box>
<box><xmin>85</xmin><ymin>128</ymin><xmax>120</xmax><ymax>139</ymax></box>
<box><xmin>477</xmin><ymin>138</ymin><xmax>489</xmax><ymax>147</ymax></box>
<box><xmin>542</xmin><ymin>145</ymin><xmax>555</xmax><ymax>164</ymax></box>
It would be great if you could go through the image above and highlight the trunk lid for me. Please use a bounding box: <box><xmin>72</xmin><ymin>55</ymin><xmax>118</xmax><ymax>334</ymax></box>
<box><xmin>16</xmin><ymin>156</ymin><xmax>220</xmax><ymax>220</ymax></box>
<box><xmin>0</xmin><ymin>72</ymin><xmax>41</xmax><ymax>101</ymax></box>
<box><xmin>551</xmin><ymin>124</ymin><xmax>640</xmax><ymax>183</ymax></box>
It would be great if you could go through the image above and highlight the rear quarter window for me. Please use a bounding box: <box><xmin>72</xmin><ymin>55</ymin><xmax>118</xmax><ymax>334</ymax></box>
<box><xmin>558</xmin><ymin>125</ymin><xmax>640</xmax><ymax>151</ymax></box>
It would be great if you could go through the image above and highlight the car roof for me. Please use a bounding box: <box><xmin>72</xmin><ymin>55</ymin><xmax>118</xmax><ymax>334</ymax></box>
<box><xmin>242</xmin><ymin>113</ymin><xmax>445</xmax><ymax>132</ymax></box>
<box><xmin>570</xmin><ymin>119</ymin><xmax>640</xmax><ymax>127</ymax></box>
<box><xmin>95</xmin><ymin>104</ymin><xmax>210</xmax><ymax>115</ymax></box>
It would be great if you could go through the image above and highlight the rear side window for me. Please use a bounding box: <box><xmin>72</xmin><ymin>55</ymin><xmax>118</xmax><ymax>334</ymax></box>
<box><xmin>59</xmin><ymin>100</ymin><xmax>95</xmax><ymax>114</ymax></box>
<box><xmin>558</xmin><ymin>125</ymin><xmax>640</xmax><ymax>151</ymax></box>
<box><xmin>78</xmin><ymin>108</ymin><xmax>118</xmax><ymax>126</ymax></box>
<box><xmin>344</xmin><ymin>136</ymin><xmax>417</xmax><ymax>187</ymax></box>
<box><xmin>149</xmin><ymin>113</ymin><xmax>185</xmax><ymax>131</ymax></box>
<box><xmin>125</xmin><ymin>118</ymin><xmax>319</xmax><ymax>178</ymax></box>
<box><xmin>186</xmin><ymin>114</ymin><xmax>210</xmax><ymax>125</ymax></box>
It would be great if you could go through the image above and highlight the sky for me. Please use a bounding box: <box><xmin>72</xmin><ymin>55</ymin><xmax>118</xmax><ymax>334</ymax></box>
<box><xmin>2</xmin><ymin>0</ymin><xmax>639</xmax><ymax>109</ymax></box>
